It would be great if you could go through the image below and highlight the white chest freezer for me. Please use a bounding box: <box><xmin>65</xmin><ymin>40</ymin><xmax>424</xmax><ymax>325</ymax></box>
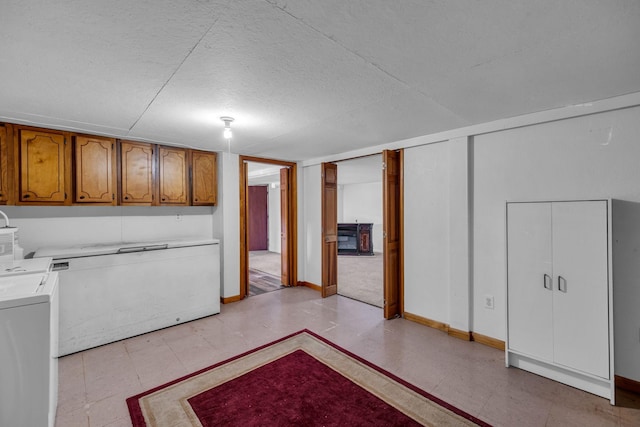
<box><xmin>35</xmin><ymin>238</ymin><xmax>220</xmax><ymax>356</ymax></box>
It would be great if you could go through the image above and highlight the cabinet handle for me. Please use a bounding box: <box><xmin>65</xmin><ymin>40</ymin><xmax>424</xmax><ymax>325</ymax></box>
<box><xmin>124</xmin><ymin>196</ymin><xmax>129</xmax><ymax>200</ymax></box>
<box><xmin>23</xmin><ymin>194</ymin><xmax>30</xmax><ymax>199</ymax></box>
<box><xmin>557</xmin><ymin>275</ymin><xmax>567</xmax><ymax>292</ymax></box>
<box><xmin>162</xmin><ymin>198</ymin><xmax>166</xmax><ymax>201</ymax></box>
<box><xmin>543</xmin><ymin>274</ymin><xmax>552</xmax><ymax>290</ymax></box>
<box><xmin>79</xmin><ymin>195</ymin><xmax>85</xmax><ymax>200</ymax></box>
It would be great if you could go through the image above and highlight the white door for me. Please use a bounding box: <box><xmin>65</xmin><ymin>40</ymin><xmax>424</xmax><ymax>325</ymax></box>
<box><xmin>507</xmin><ymin>202</ymin><xmax>554</xmax><ymax>361</ymax></box>
<box><xmin>552</xmin><ymin>201</ymin><xmax>609</xmax><ymax>378</ymax></box>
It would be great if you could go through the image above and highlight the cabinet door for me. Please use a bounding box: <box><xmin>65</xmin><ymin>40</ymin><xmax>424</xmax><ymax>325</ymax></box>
<box><xmin>120</xmin><ymin>141</ymin><xmax>154</xmax><ymax>205</ymax></box>
<box><xmin>552</xmin><ymin>201</ymin><xmax>609</xmax><ymax>378</ymax></box>
<box><xmin>159</xmin><ymin>147</ymin><xmax>188</xmax><ymax>205</ymax></box>
<box><xmin>0</xmin><ymin>125</ymin><xmax>9</xmax><ymax>203</ymax></box>
<box><xmin>191</xmin><ymin>150</ymin><xmax>217</xmax><ymax>205</ymax></box>
<box><xmin>75</xmin><ymin>136</ymin><xmax>116</xmax><ymax>203</ymax></box>
<box><xmin>20</xmin><ymin>129</ymin><xmax>67</xmax><ymax>203</ymax></box>
<box><xmin>507</xmin><ymin>202</ymin><xmax>554</xmax><ymax>361</ymax></box>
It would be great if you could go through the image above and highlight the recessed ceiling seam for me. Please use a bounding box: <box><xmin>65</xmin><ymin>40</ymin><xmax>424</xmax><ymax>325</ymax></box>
<box><xmin>263</xmin><ymin>0</ymin><xmax>411</xmax><ymax>90</ymax></box>
<box><xmin>126</xmin><ymin>16</ymin><xmax>221</xmax><ymax>135</ymax></box>
<box><xmin>263</xmin><ymin>0</ymin><xmax>463</xmax><ymax>129</ymax></box>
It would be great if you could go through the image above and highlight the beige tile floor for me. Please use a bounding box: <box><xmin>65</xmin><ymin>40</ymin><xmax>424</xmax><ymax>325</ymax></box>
<box><xmin>56</xmin><ymin>287</ymin><xmax>640</xmax><ymax>426</ymax></box>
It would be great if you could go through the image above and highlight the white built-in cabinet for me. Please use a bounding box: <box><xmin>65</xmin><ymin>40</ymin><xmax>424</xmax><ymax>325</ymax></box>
<box><xmin>506</xmin><ymin>200</ymin><xmax>614</xmax><ymax>403</ymax></box>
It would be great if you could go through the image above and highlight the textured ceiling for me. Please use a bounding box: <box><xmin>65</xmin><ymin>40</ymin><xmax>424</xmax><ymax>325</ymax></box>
<box><xmin>1</xmin><ymin>1</ymin><xmax>639</xmax><ymax>161</ymax></box>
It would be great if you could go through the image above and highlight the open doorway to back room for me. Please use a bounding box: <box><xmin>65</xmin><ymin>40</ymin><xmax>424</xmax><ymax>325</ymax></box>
<box><xmin>247</xmin><ymin>162</ymin><xmax>285</xmax><ymax>296</ymax></box>
<box><xmin>336</xmin><ymin>155</ymin><xmax>384</xmax><ymax>307</ymax></box>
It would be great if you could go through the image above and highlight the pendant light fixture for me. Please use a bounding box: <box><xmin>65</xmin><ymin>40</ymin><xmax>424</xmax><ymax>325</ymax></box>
<box><xmin>220</xmin><ymin>116</ymin><xmax>234</xmax><ymax>140</ymax></box>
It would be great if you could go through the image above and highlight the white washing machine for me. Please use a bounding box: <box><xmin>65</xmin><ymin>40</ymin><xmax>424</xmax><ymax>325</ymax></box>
<box><xmin>0</xmin><ymin>264</ymin><xmax>58</xmax><ymax>427</ymax></box>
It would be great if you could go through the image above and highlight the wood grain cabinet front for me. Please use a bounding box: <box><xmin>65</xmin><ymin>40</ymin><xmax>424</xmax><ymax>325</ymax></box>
<box><xmin>158</xmin><ymin>146</ymin><xmax>188</xmax><ymax>205</ymax></box>
<box><xmin>0</xmin><ymin>125</ymin><xmax>10</xmax><ymax>203</ymax></box>
<box><xmin>19</xmin><ymin>128</ymin><xmax>70</xmax><ymax>203</ymax></box>
<box><xmin>119</xmin><ymin>140</ymin><xmax>154</xmax><ymax>205</ymax></box>
<box><xmin>74</xmin><ymin>135</ymin><xmax>116</xmax><ymax>204</ymax></box>
<box><xmin>190</xmin><ymin>150</ymin><xmax>217</xmax><ymax>205</ymax></box>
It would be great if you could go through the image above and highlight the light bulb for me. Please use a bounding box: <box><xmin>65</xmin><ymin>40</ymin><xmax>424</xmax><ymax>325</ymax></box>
<box><xmin>220</xmin><ymin>116</ymin><xmax>234</xmax><ymax>140</ymax></box>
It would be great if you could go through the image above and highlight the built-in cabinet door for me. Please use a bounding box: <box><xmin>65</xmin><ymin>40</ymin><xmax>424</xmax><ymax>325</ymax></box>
<box><xmin>19</xmin><ymin>129</ymin><xmax>67</xmax><ymax>203</ymax></box>
<box><xmin>0</xmin><ymin>125</ymin><xmax>9</xmax><ymax>203</ymax></box>
<box><xmin>159</xmin><ymin>147</ymin><xmax>188</xmax><ymax>205</ymax></box>
<box><xmin>120</xmin><ymin>141</ymin><xmax>154</xmax><ymax>205</ymax></box>
<box><xmin>507</xmin><ymin>202</ymin><xmax>554</xmax><ymax>361</ymax></box>
<box><xmin>552</xmin><ymin>201</ymin><xmax>609</xmax><ymax>378</ymax></box>
<box><xmin>191</xmin><ymin>150</ymin><xmax>217</xmax><ymax>205</ymax></box>
<box><xmin>74</xmin><ymin>135</ymin><xmax>116</xmax><ymax>204</ymax></box>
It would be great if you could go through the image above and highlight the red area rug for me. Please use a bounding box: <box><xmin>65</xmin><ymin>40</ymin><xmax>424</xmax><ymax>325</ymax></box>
<box><xmin>127</xmin><ymin>330</ymin><xmax>491</xmax><ymax>426</ymax></box>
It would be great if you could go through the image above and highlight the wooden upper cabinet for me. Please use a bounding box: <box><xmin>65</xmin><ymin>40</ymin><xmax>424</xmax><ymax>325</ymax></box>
<box><xmin>0</xmin><ymin>125</ymin><xmax>9</xmax><ymax>203</ymax></box>
<box><xmin>74</xmin><ymin>135</ymin><xmax>116</xmax><ymax>204</ymax></box>
<box><xmin>19</xmin><ymin>128</ymin><xmax>69</xmax><ymax>204</ymax></box>
<box><xmin>119</xmin><ymin>140</ymin><xmax>154</xmax><ymax>205</ymax></box>
<box><xmin>159</xmin><ymin>146</ymin><xmax>188</xmax><ymax>205</ymax></box>
<box><xmin>191</xmin><ymin>150</ymin><xmax>217</xmax><ymax>205</ymax></box>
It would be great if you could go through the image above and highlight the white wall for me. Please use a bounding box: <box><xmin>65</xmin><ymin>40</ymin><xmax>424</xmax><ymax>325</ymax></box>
<box><xmin>212</xmin><ymin>151</ymin><xmax>240</xmax><ymax>298</ymax></box>
<box><xmin>403</xmin><ymin>142</ymin><xmax>450</xmax><ymax>320</ymax></box>
<box><xmin>268</xmin><ymin>184</ymin><xmax>281</xmax><ymax>253</ymax></box>
<box><xmin>341</xmin><ymin>182</ymin><xmax>382</xmax><ymax>253</ymax></box>
<box><xmin>473</xmin><ymin>106</ymin><xmax>640</xmax><ymax>341</ymax></box>
<box><xmin>1</xmin><ymin>205</ymin><xmax>213</xmax><ymax>256</ymax></box>
<box><xmin>299</xmin><ymin>103</ymin><xmax>640</xmax><ymax>381</ymax></box>
<box><xmin>302</xmin><ymin>164</ymin><xmax>322</xmax><ymax>286</ymax></box>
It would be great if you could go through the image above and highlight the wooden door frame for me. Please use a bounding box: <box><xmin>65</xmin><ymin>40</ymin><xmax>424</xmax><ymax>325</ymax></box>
<box><xmin>239</xmin><ymin>156</ymin><xmax>298</xmax><ymax>299</ymax></box>
<box><xmin>321</xmin><ymin>152</ymin><xmax>404</xmax><ymax>315</ymax></box>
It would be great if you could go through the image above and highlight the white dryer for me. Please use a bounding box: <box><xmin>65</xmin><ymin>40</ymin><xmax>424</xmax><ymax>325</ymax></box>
<box><xmin>0</xmin><ymin>268</ymin><xmax>58</xmax><ymax>427</ymax></box>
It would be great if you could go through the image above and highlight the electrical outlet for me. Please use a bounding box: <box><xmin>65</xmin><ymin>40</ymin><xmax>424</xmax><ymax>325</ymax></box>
<box><xmin>484</xmin><ymin>295</ymin><xmax>495</xmax><ymax>310</ymax></box>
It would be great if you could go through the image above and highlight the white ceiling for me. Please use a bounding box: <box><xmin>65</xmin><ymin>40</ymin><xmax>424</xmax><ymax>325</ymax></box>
<box><xmin>2</xmin><ymin>1</ymin><xmax>639</xmax><ymax>162</ymax></box>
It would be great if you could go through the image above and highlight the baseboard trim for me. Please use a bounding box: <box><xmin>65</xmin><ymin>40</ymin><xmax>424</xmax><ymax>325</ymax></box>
<box><xmin>403</xmin><ymin>311</ymin><xmax>506</xmax><ymax>350</ymax></box>
<box><xmin>615</xmin><ymin>375</ymin><xmax>640</xmax><ymax>394</ymax></box>
<box><xmin>403</xmin><ymin>312</ymin><xmax>448</xmax><ymax>333</ymax></box>
<box><xmin>298</xmin><ymin>281</ymin><xmax>322</xmax><ymax>292</ymax></box>
<box><xmin>220</xmin><ymin>295</ymin><xmax>242</xmax><ymax>304</ymax></box>
<box><xmin>472</xmin><ymin>332</ymin><xmax>506</xmax><ymax>351</ymax></box>
<box><xmin>448</xmin><ymin>327</ymin><xmax>472</xmax><ymax>341</ymax></box>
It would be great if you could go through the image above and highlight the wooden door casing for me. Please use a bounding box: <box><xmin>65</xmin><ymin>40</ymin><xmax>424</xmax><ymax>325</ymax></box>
<box><xmin>19</xmin><ymin>128</ymin><xmax>68</xmax><ymax>203</ymax></box>
<box><xmin>239</xmin><ymin>156</ymin><xmax>298</xmax><ymax>302</ymax></box>
<box><xmin>280</xmin><ymin>168</ymin><xmax>290</xmax><ymax>286</ymax></box>
<box><xmin>248</xmin><ymin>185</ymin><xmax>269</xmax><ymax>251</ymax></box>
<box><xmin>74</xmin><ymin>135</ymin><xmax>116</xmax><ymax>204</ymax></box>
<box><xmin>159</xmin><ymin>146</ymin><xmax>188</xmax><ymax>205</ymax></box>
<box><xmin>383</xmin><ymin>149</ymin><xmax>403</xmax><ymax>319</ymax></box>
<box><xmin>322</xmin><ymin>162</ymin><xmax>338</xmax><ymax>298</ymax></box>
<box><xmin>0</xmin><ymin>125</ymin><xmax>9</xmax><ymax>203</ymax></box>
<box><xmin>120</xmin><ymin>140</ymin><xmax>154</xmax><ymax>205</ymax></box>
<box><xmin>191</xmin><ymin>150</ymin><xmax>217</xmax><ymax>205</ymax></box>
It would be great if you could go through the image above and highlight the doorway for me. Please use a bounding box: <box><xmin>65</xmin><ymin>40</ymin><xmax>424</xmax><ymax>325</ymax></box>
<box><xmin>240</xmin><ymin>156</ymin><xmax>298</xmax><ymax>300</ymax></box>
<box><xmin>321</xmin><ymin>150</ymin><xmax>403</xmax><ymax>319</ymax></box>
<box><xmin>335</xmin><ymin>155</ymin><xmax>384</xmax><ymax>308</ymax></box>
